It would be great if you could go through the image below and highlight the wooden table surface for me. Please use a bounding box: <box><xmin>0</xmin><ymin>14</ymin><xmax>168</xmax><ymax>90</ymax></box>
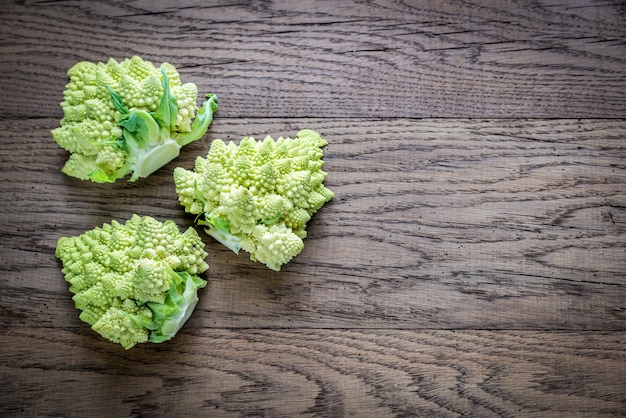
<box><xmin>1</xmin><ymin>1</ymin><xmax>625</xmax><ymax>416</ymax></box>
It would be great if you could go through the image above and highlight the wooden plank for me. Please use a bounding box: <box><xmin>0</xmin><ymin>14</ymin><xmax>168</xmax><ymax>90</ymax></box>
<box><xmin>1</xmin><ymin>118</ymin><xmax>624</xmax><ymax>330</ymax></box>
<box><xmin>1</xmin><ymin>328</ymin><xmax>625</xmax><ymax>417</ymax></box>
<box><xmin>0</xmin><ymin>0</ymin><xmax>624</xmax><ymax>118</ymax></box>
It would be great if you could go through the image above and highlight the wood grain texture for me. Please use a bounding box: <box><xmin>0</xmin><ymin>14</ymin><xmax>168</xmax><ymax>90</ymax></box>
<box><xmin>1</xmin><ymin>0</ymin><xmax>625</xmax><ymax>416</ymax></box>
<box><xmin>0</xmin><ymin>0</ymin><xmax>625</xmax><ymax>118</ymax></box>
<box><xmin>2</xmin><ymin>328</ymin><xmax>625</xmax><ymax>417</ymax></box>
<box><xmin>1</xmin><ymin>117</ymin><xmax>624</xmax><ymax>332</ymax></box>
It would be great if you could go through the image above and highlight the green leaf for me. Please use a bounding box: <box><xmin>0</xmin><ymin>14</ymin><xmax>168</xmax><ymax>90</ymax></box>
<box><xmin>155</xmin><ymin>67</ymin><xmax>178</xmax><ymax>131</ymax></box>
<box><xmin>107</xmin><ymin>85</ymin><xmax>129</xmax><ymax>115</ymax></box>
<box><xmin>118</xmin><ymin>110</ymin><xmax>161</xmax><ymax>150</ymax></box>
<box><xmin>87</xmin><ymin>168</ymin><xmax>122</xmax><ymax>183</ymax></box>
<box><xmin>146</xmin><ymin>267</ymin><xmax>207</xmax><ymax>344</ymax></box>
<box><xmin>94</xmin><ymin>137</ymin><xmax>124</xmax><ymax>148</ymax></box>
<box><xmin>193</xmin><ymin>180</ymin><xmax>207</xmax><ymax>206</ymax></box>
<box><xmin>172</xmin><ymin>93</ymin><xmax>218</xmax><ymax>146</ymax></box>
<box><xmin>262</xmin><ymin>212</ymin><xmax>282</xmax><ymax>225</ymax></box>
<box><xmin>128</xmin><ymin>311</ymin><xmax>158</xmax><ymax>331</ymax></box>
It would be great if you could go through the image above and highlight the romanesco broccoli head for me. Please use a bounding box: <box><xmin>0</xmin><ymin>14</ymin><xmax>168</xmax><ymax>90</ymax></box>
<box><xmin>173</xmin><ymin>129</ymin><xmax>333</xmax><ymax>271</ymax></box>
<box><xmin>52</xmin><ymin>56</ymin><xmax>218</xmax><ymax>183</ymax></box>
<box><xmin>55</xmin><ymin>215</ymin><xmax>209</xmax><ymax>349</ymax></box>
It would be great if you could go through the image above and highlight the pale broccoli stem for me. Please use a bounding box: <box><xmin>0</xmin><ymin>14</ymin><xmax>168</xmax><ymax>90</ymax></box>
<box><xmin>197</xmin><ymin>215</ymin><xmax>242</xmax><ymax>254</ymax></box>
<box><xmin>120</xmin><ymin>110</ymin><xmax>183</xmax><ymax>181</ymax></box>
<box><xmin>147</xmin><ymin>263</ymin><xmax>207</xmax><ymax>343</ymax></box>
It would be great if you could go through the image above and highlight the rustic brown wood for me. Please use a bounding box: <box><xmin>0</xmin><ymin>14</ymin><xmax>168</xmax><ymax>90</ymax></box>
<box><xmin>2</xmin><ymin>329</ymin><xmax>625</xmax><ymax>417</ymax></box>
<box><xmin>1</xmin><ymin>0</ymin><xmax>625</xmax><ymax>416</ymax></box>
<box><xmin>2</xmin><ymin>116</ymin><xmax>625</xmax><ymax>415</ymax></box>
<box><xmin>0</xmin><ymin>0</ymin><xmax>625</xmax><ymax>118</ymax></box>
<box><xmin>2</xmin><ymin>117</ymin><xmax>625</xmax><ymax>331</ymax></box>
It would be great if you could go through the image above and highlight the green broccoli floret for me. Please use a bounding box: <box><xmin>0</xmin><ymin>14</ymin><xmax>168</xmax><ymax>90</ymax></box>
<box><xmin>52</xmin><ymin>56</ymin><xmax>218</xmax><ymax>183</ymax></box>
<box><xmin>173</xmin><ymin>129</ymin><xmax>333</xmax><ymax>271</ymax></box>
<box><xmin>55</xmin><ymin>215</ymin><xmax>209</xmax><ymax>349</ymax></box>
